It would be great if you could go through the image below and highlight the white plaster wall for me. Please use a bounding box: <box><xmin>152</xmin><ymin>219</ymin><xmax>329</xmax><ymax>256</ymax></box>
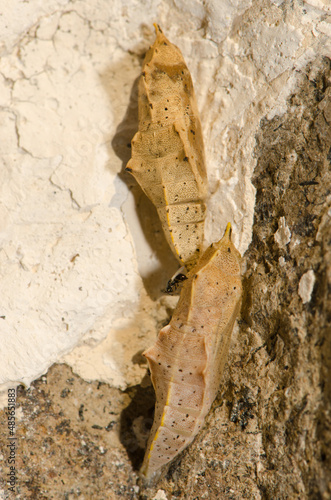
<box><xmin>0</xmin><ymin>0</ymin><xmax>330</xmax><ymax>402</ymax></box>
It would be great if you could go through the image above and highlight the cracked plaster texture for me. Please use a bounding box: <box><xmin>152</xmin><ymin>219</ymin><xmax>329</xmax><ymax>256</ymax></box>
<box><xmin>0</xmin><ymin>0</ymin><xmax>330</xmax><ymax>403</ymax></box>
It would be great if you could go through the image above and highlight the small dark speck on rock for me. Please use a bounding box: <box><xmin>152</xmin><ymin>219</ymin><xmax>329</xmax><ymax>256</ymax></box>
<box><xmin>60</xmin><ymin>388</ymin><xmax>70</xmax><ymax>398</ymax></box>
<box><xmin>105</xmin><ymin>421</ymin><xmax>116</xmax><ymax>431</ymax></box>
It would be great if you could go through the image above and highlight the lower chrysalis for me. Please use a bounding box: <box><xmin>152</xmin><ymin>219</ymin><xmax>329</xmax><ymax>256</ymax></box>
<box><xmin>141</xmin><ymin>223</ymin><xmax>242</xmax><ymax>480</ymax></box>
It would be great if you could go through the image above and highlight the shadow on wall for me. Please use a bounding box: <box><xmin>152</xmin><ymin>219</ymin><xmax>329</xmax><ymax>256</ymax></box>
<box><xmin>99</xmin><ymin>42</ymin><xmax>179</xmax><ymax>300</ymax></box>
<box><xmin>119</xmin><ymin>373</ymin><xmax>156</xmax><ymax>473</ymax></box>
<box><xmin>98</xmin><ymin>31</ymin><xmax>179</xmax><ymax>472</ymax></box>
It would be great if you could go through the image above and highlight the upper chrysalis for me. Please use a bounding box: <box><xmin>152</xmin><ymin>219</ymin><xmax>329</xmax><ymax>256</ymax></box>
<box><xmin>126</xmin><ymin>25</ymin><xmax>207</xmax><ymax>268</ymax></box>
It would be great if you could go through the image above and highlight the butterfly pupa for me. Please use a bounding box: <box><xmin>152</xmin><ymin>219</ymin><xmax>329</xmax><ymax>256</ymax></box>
<box><xmin>141</xmin><ymin>223</ymin><xmax>242</xmax><ymax>480</ymax></box>
<box><xmin>126</xmin><ymin>25</ymin><xmax>208</xmax><ymax>269</ymax></box>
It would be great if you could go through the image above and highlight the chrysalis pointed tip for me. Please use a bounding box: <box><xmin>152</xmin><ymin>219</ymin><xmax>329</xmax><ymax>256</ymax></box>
<box><xmin>140</xmin><ymin>458</ymin><xmax>162</xmax><ymax>483</ymax></box>
<box><xmin>125</xmin><ymin>158</ymin><xmax>133</xmax><ymax>173</ymax></box>
<box><xmin>139</xmin><ymin>470</ymin><xmax>156</xmax><ymax>484</ymax></box>
<box><xmin>142</xmin><ymin>345</ymin><xmax>158</xmax><ymax>361</ymax></box>
<box><xmin>224</xmin><ymin>222</ymin><xmax>232</xmax><ymax>240</ymax></box>
<box><xmin>153</xmin><ymin>23</ymin><xmax>163</xmax><ymax>36</ymax></box>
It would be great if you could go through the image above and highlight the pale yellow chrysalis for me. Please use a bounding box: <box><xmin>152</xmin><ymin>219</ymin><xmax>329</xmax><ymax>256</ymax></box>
<box><xmin>141</xmin><ymin>223</ymin><xmax>242</xmax><ymax>480</ymax></box>
<box><xmin>126</xmin><ymin>25</ymin><xmax>207</xmax><ymax>269</ymax></box>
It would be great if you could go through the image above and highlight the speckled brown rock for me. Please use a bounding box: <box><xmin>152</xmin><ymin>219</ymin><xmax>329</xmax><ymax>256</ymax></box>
<box><xmin>137</xmin><ymin>56</ymin><xmax>331</xmax><ymax>499</ymax></box>
<box><xmin>0</xmin><ymin>57</ymin><xmax>330</xmax><ymax>500</ymax></box>
<box><xmin>0</xmin><ymin>364</ymin><xmax>145</xmax><ymax>499</ymax></box>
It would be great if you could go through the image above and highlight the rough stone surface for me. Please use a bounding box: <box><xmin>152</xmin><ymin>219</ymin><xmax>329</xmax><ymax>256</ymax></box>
<box><xmin>0</xmin><ymin>364</ymin><xmax>143</xmax><ymax>499</ymax></box>
<box><xmin>137</xmin><ymin>58</ymin><xmax>331</xmax><ymax>500</ymax></box>
<box><xmin>0</xmin><ymin>54</ymin><xmax>330</xmax><ymax>500</ymax></box>
<box><xmin>1</xmin><ymin>0</ymin><xmax>330</xmax><ymax>396</ymax></box>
